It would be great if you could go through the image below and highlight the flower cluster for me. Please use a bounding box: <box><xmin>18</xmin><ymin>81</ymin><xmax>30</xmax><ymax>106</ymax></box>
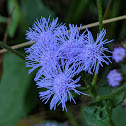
<box><xmin>25</xmin><ymin>16</ymin><xmax>112</xmax><ymax>111</ymax></box>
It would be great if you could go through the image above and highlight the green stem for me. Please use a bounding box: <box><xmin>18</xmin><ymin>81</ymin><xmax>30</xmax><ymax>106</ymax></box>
<box><xmin>66</xmin><ymin>107</ymin><xmax>79</xmax><ymax>126</ymax></box>
<box><xmin>0</xmin><ymin>41</ymin><xmax>25</xmax><ymax>60</ymax></box>
<box><xmin>97</xmin><ymin>0</ymin><xmax>103</xmax><ymax>31</ymax></box>
<box><xmin>96</xmin><ymin>84</ymin><xmax>126</xmax><ymax>102</ymax></box>
<box><xmin>106</xmin><ymin>100</ymin><xmax>115</xmax><ymax>126</ymax></box>
<box><xmin>92</xmin><ymin>74</ymin><xmax>98</xmax><ymax>86</ymax></box>
<box><xmin>109</xmin><ymin>118</ymin><xmax>115</xmax><ymax>126</ymax></box>
<box><xmin>92</xmin><ymin>0</ymin><xmax>103</xmax><ymax>86</ymax></box>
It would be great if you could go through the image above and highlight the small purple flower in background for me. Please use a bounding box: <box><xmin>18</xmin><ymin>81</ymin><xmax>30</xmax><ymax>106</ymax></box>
<box><xmin>112</xmin><ymin>47</ymin><xmax>126</xmax><ymax>63</ymax></box>
<box><xmin>74</xmin><ymin>28</ymin><xmax>113</xmax><ymax>74</ymax></box>
<box><xmin>107</xmin><ymin>69</ymin><xmax>122</xmax><ymax>87</ymax></box>
<box><xmin>37</xmin><ymin>60</ymin><xmax>87</xmax><ymax>111</ymax></box>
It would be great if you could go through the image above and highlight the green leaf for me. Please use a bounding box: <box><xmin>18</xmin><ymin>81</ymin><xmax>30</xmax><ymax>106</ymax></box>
<box><xmin>96</xmin><ymin>87</ymin><xmax>111</xmax><ymax>96</ymax></box>
<box><xmin>112</xmin><ymin>105</ymin><xmax>126</xmax><ymax>126</ymax></box>
<box><xmin>0</xmin><ymin>15</ymin><xmax>8</xmax><ymax>23</ymax></box>
<box><xmin>83</xmin><ymin>105</ymin><xmax>109</xmax><ymax>126</ymax></box>
<box><xmin>98</xmin><ymin>64</ymin><xmax>113</xmax><ymax>87</ymax></box>
<box><xmin>96</xmin><ymin>65</ymin><xmax>112</xmax><ymax>96</ymax></box>
<box><xmin>72</xmin><ymin>0</ymin><xmax>89</xmax><ymax>23</ymax></box>
<box><xmin>65</xmin><ymin>0</ymin><xmax>90</xmax><ymax>23</ymax></box>
<box><xmin>0</xmin><ymin>53</ymin><xmax>39</xmax><ymax>126</ymax></box>
<box><xmin>120</xmin><ymin>64</ymin><xmax>126</xmax><ymax>75</ymax></box>
<box><xmin>119</xmin><ymin>21</ymin><xmax>126</xmax><ymax>40</ymax></box>
<box><xmin>65</xmin><ymin>0</ymin><xmax>78</xmax><ymax>23</ymax></box>
<box><xmin>106</xmin><ymin>0</ymin><xmax>120</xmax><ymax>38</ymax></box>
<box><xmin>8</xmin><ymin>0</ymin><xmax>22</xmax><ymax>37</ymax></box>
<box><xmin>21</xmin><ymin>0</ymin><xmax>55</xmax><ymax>26</ymax></box>
<box><xmin>112</xmin><ymin>88</ymin><xmax>125</xmax><ymax>107</ymax></box>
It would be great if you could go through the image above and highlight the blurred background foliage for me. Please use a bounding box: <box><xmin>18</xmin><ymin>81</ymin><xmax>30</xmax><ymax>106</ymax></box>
<box><xmin>0</xmin><ymin>0</ymin><xmax>126</xmax><ymax>126</ymax></box>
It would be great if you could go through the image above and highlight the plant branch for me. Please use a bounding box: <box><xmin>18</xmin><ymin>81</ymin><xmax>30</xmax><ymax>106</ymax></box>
<box><xmin>97</xmin><ymin>0</ymin><xmax>103</xmax><ymax>31</ymax></box>
<box><xmin>92</xmin><ymin>0</ymin><xmax>103</xmax><ymax>86</ymax></box>
<box><xmin>0</xmin><ymin>15</ymin><xmax>126</xmax><ymax>54</ymax></box>
<box><xmin>66</xmin><ymin>107</ymin><xmax>79</xmax><ymax>126</ymax></box>
<box><xmin>80</xmin><ymin>15</ymin><xmax>126</xmax><ymax>30</ymax></box>
<box><xmin>96</xmin><ymin>84</ymin><xmax>126</xmax><ymax>102</ymax></box>
<box><xmin>0</xmin><ymin>41</ymin><xmax>25</xmax><ymax>60</ymax></box>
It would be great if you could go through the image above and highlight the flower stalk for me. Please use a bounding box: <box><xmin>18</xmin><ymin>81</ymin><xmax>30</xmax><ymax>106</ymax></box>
<box><xmin>92</xmin><ymin>0</ymin><xmax>103</xmax><ymax>86</ymax></box>
<box><xmin>0</xmin><ymin>41</ymin><xmax>25</xmax><ymax>60</ymax></box>
<box><xmin>96</xmin><ymin>84</ymin><xmax>126</xmax><ymax>102</ymax></box>
<box><xmin>97</xmin><ymin>0</ymin><xmax>103</xmax><ymax>31</ymax></box>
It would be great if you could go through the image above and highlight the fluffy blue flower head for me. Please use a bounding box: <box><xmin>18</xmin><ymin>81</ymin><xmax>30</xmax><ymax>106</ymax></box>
<box><xmin>25</xmin><ymin>16</ymin><xmax>66</xmax><ymax>56</ymax></box>
<box><xmin>25</xmin><ymin>41</ymin><xmax>60</xmax><ymax>81</ymax></box>
<box><xmin>74</xmin><ymin>28</ymin><xmax>113</xmax><ymax>74</ymax></box>
<box><xmin>25</xmin><ymin>16</ymin><xmax>66</xmax><ymax>81</ymax></box>
<box><xmin>37</xmin><ymin>60</ymin><xmax>87</xmax><ymax>111</ymax></box>
<box><xmin>58</xmin><ymin>24</ymin><xmax>87</xmax><ymax>59</ymax></box>
<box><xmin>26</xmin><ymin>16</ymin><xmax>66</xmax><ymax>44</ymax></box>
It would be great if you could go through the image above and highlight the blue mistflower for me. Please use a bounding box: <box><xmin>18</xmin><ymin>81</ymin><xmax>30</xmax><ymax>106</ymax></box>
<box><xmin>58</xmin><ymin>24</ymin><xmax>88</xmax><ymax>59</ymax></box>
<box><xmin>25</xmin><ymin>16</ymin><xmax>66</xmax><ymax>81</ymax></box>
<box><xmin>26</xmin><ymin>16</ymin><xmax>66</xmax><ymax>44</ymax></box>
<box><xmin>25</xmin><ymin>16</ymin><xmax>113</xmax><ymax>111</ymax></box>
<box><xmin>25</xmin><ymin>16</ymin><xmax>66</xmax><ymax>54</ymax></box>
<box><xmin>25</xmin><ymin>41</ymin><xmax>60</xmax><ymax>81</ymax></box>
<box><xmin>37</xmin><ymin>60</ymin><xmax>87</xmax><ymax>111</ymax></box>
<box><xmin>74</xmin><ymin>28</ymin><xmax>113</xmax><ymax>74</ymax></box>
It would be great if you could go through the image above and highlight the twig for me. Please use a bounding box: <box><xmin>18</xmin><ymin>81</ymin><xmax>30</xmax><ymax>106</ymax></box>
<box><xmin>3</xmin><ymin>6</ymin><xmax>15</xmax><ymax>43</ymax></box>
<box><xmin>0</xmin><ymin>15</ymin><xmax>126</xmax><ymax>54</ymax></box>
<box><xmin>97</xmin><ymin>0</ymin><xmax>103</xmax><ymax>31</ymax></box>
<box><xmin>0</xmin><ymin>41</ymin><xmax>25</xmax><ymax>60</ymax></box>
<box><xmin>80</xmin><ymin>15</ymin><xmax>126</xmax><ymax>30</ymax></box>
<box><xmin>92</xmin><ymin>0</ymin><xmax>103</xmax><ymax>87</ymax></box>
<box><xmin>95</xmin><ymin>84</ymin><xmax>126</xmax><ymax>102</ymax></box>
<box><xmin>0</xmin><ymin>41</ymin><xmax>34</xmax><ymax>54</ymax></box>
